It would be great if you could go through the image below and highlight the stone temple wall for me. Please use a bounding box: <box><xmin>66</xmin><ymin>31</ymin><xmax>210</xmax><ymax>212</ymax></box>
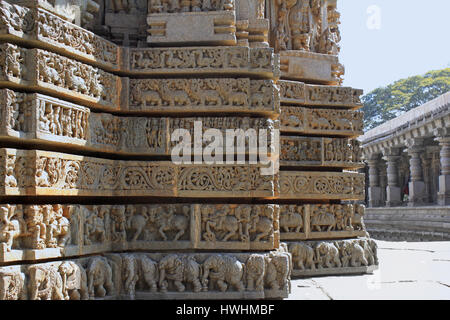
<box><xmin>0</xmin><ymin>0</ymin><xmax>377</xmax><ymax>300</ymax></box>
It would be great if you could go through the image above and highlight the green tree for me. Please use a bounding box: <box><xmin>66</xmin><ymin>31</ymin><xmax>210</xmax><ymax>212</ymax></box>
<box><xmin>362</xmin><ymin>68</ymin><xmax>450</xmax><ymax>131</ymax></box>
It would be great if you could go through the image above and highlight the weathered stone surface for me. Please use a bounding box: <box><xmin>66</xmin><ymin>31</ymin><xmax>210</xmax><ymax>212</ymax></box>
<box><xmin>280</xmin><ymin>204</ymin><xmax>367</xmax><ymax>241</ymax></box>
<box><xmin>0</xmin><ymin>1</ymin><xmax>120</xmax><ymax>71</ymax></box>
<box><xmin>287</xmin><ymin>238</ymin><xmax>378</xmax><ymax>278</ymax></box>
<box><xmin>279</xmin><ymin>171</ymin><xmax>365</xmax><ymax>201</ymax></box>
<box><xmin>280</xmin><ymin>136</ymin><xmax>363</xmax><ymax>169</ymax></box>
<box><xmin>0</xmin><ymin>89</ymin><xmax>276</xmax><ymax>156</ymax></box>
<box><xmin>125</xmin><ymin>46</ymin><xmax>279</xmax><ymax>78</ymax></box>
<box><xmin>280</xmin><ymin>80</ymin><xmax>363</xmax><ymax>109</ymax></box>
<box><xmin>0</xmin><ymin>148</ymin><xmax>275</xmax><ymax>198</ymax></box>
<box><xmin>269</xmin><ymin>0</ymin><xmax>341</xmax><ymax>55</ymax></box>
<box><xmin>147</xmin><ymin>11</ymin><xmax>237</xmax><ymax>46</ymax></box>
<box><xmin>0</xmin><ymin>250</ymin><xmax>291</xmax><ymax>300</ymax></box>
<box><xmin>280</xmin><ymin>107</ymin><xmax>363</xmax><ymax>137</ymax></box>
<box><xmin>0</xmin><ymin>203</ymin><xmax>279</xmax><ymax>262</ymax></box>
<box><xmin>280</xmin><ymin>51</ymin><xmax>343</xmax><ymax>85</ymax></box>
<box><xmin>127</xmin><ymin>78</ymin><xmax>280</xmax><ymax>115</ymax></box>
<box><xmin>0</xmin><ymin>43</ymin><xmax>122</xmax><ymax>111</ymax></box>
<box><xmin>365</xmin><ymin>206</ymin><xmax>450</xmax><ymax>242</ymax></box>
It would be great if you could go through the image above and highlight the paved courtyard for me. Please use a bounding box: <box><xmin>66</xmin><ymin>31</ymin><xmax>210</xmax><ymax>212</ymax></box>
<box><xmin>288</xmin><ymin>240</ymin><xmax>450</xmax><ymax>300</ymax></box>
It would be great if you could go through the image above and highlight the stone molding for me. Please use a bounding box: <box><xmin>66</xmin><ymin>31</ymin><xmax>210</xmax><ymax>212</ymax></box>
<box><xmin>280</xmin><ymin>106</ymin><xmax>363</xmax><ymax>137</ymax></box>
<box><xmin>280</xmin><ymin>80</ymin><xmax>363</xmax><ymax>108</ymax></box>
<box><xmin>0</xmin><ymin>251</ymin><xmax>291</xmax><ymax>300</ymax></box>
<box><xmin>279</xmin><ymin>171</ymin><xmax>365</xmax><ymax>201</ymax></box>
<box><xmin>0</xmin><ymin>203</ymin><xmax>279</xmax><ymax>263</ymax></box>
<box><xmin>0</xmin><ymin>148</ymin><xmax>276</xmax><ymax>198</ymax></box>
<box><xmin>280</xmin><ymin>204</ymin><xmax>367</xmax><ymax>241</ymax></box>
<box><xmin>287</xmin><ymin>238</ymin><xmax>378</xmax><ymax>277</ymax></box>
<box><xmin>280</xmin><ymin>136</ymin><xmax>363</xmax><ymax>169</ymax></box>
<box><xmin>0</xmin><ymin>89</ymin><xmax>276</xmax><ymax>156</ymax></box>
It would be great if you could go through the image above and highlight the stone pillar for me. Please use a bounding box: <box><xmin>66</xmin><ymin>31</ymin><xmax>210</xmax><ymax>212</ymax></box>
<box><xmin>367</xmin><ymin>155</ymin><xmax>382</xmax><ymax>207</ymax></box>
<box><xmin>382</xmin><ymin>147</ymin><xmax>402</xmax><ymax>207</ymax></box>
<box><xmin>435</xmin><ymin>128</ymin><xmax>450</xmax><ymax>205</ymax></box>
<box><xmin>405</xmin><ymin>138</ymin><xmax>426</xmax><ymax>206</ymax></box>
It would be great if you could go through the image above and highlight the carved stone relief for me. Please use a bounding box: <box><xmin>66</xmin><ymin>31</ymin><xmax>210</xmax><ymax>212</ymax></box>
<box><xmin>0</xmin><ymin>148</ymin><xmax>275</xmax><ymax>198</ymax></box>
<box><xmin>280</xmin><ymin>136</ymin><xmax>363</xmax><ymax>168</ymax></box>
<box><xmin>280</xmin><ymin>204</ymin><xmax>367</xmax><ymax>240</ymax></box>
<box><xmin>279</xmin><ymin>171</ymin><xmax>365</xmax><ymax>200</ymax></box>
<box><xmin>288</xmin><ymin>238</ymin><xmax>378</xmax><ymax>277</ymax></box>
<box><xmin>0</xmin><ymin>251</ymin><xmax>292</xmax><ymax>299</ymax></box>
<box><xmin>281</xmin><ymin>107</ymin><xmax>363</xmax><ymax>136</ymax></box>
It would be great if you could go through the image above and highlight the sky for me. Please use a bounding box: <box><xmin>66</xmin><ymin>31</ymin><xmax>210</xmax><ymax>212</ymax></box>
<box><xmin>337</xmin><ymin>0</ymin><xmax>450</xmax><ymax>94</ymax></box>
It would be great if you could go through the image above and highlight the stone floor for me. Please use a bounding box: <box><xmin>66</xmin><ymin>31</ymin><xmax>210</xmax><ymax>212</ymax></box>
<box><xmin>288</xmin><ymin>240</ymin><xmax>450</xmax><ymax>300</ymax></box>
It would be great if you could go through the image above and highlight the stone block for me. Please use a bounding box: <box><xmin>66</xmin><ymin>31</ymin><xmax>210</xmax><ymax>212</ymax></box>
<box><xmin>280</xmin><ymin>136</ymin><xmax>363</xmax><ymax>169</ymax></box>
<box><xmin>368</xmin><ymin>186</ymin><xmax>382</xmax><ymax>207</ymax></box>
<box><xmin>0</xmin><ymin>1</ymin><xmax>120</xmax><ymax>71</ymax></box>
<box><xmin>280</xmin><ymin>107</ymin><xmax>364</xmax><ymax>137</ymax></box>
<box><xmin>125</xmin><ymin>46</ymin><xmax>278</xmax><ymax>78</ymax></box>
<box><xmin>279</xmin><ymin>171</ymin><xmax>365</xmax><ymax>201</ymax></box>
<box><xmin>147</xmin><ymin>11</ymin><xmax>237</xmax><ymax>46</ymax></box>
<box><xmin>0</xmin><ymin>251</ymin><xmax>291</xmax><ymax>300</ymax></box>
<box><xmin>280</xmin><ymin>204</ymin><xmax>367</xmax><ymax>241</ymax></box>
<box><xmin>279</xmin><ymin>80</ymin><xmax>363</xmax><ymax>109</ymax></box>
<box><xmin>287</xmin><ymin>238</ymin><xmax>378</xmax><ymax>278</ymax></box>
<box><xmin>0</xmin><ymin>203</ymin><xmax>278</xmax><ymax>263</ymax></box>
<box><xmin>280</xmin><ymin>51</ymin><xmax>343</xmax><ymax>85</ymax></box>
<box><xmin>0</xmin><ymin>148</ymin><xmax>276</xmax><ymax>198</ymax></box>
<box><xmin>386</xmin><ymin>186</ymin><xmax>402</xmax><ymax>207</ymax></box>
<box><xmin>438</xmin><ymin>175</ymin><xmax>450</xmax><ymax>206</ymax></box>
<box><xmin>0</xmin><ymin>89</ymin><xmax>276</xmax><ymax>157</ymax></box>
<box><xmin>127</xmin><ymin>78</ymin><xmax>280</xmax><ymax>116</ymax></box>
<box><xmin>0</xmin><ymin>43</ymin><xmax>122</xmax><ymax>111</ymax></box>
<box><xmin>408</xmin><ymin>181</ymin><xmax>427</xmax><ymax>206</ymax></box>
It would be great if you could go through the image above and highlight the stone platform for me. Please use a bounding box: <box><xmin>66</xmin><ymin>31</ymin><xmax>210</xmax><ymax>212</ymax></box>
<box><xmin>288</xmin><ymin>240</ymin><xmax>450</xmax><ymax>300</ymax></box>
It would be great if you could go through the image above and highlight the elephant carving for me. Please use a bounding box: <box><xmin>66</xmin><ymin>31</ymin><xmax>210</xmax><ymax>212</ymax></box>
<box><xmin>245</xmin><ymin>254</ymin><xmax>265</xmax><ymax>292</ymax></box>
<box><xmin>201</xmin><ymin>255</ymin><xmax>245</xmax><ymax>292</ymax></box>
<box><xmin>122</xmin><ymin>255</ymin><xmax>139</xmax><ymax>298</ymax></box>
<box><xmin>0</xmin><ymin>270</ymin><xmax>26</xmax><ymax>300</ymax></box>
<box><xmin>87</xmin><ymin>257</ymin><xmax>115</xmax><ymax>299</ymax></box>
<box><xmin>59</xmin><ymin>261</ymin><xmax>88</xmax><ymax>300</ymax></box>
<box><xmin>289</xmin><ymin>243</ymin><xmax>315</xmax><ymax>271</ymax></box>
<box><xmin>139</xmin><ymin>255</ymin><xmax>158</xmax><ymax>293</ymax></box>
<box><xmin>264</xmin><ymin>253</ymin><xmax>290</xmax><ymax>291</ymax></box>
<box><xmin>315</xmin><ymin>242</ymin><xmax>342</xmax><ymax>269</ymax></box>
<box><xmin>158</xmin><ymin>254</ymin><xmax>202</xmax><ymax>293</ymax></box>
<box><xmin>28</xmin><ymin>265</ymin><xmax>64</xmax><ymax>300</ymax></box>
<box><xmin>340</xmin><ymin>240</ymin><xmax>368</xmax><ymax>267</ymax></box>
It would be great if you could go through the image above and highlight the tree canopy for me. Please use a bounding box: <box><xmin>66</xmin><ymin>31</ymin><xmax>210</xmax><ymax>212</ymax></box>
<box><xmin>362</xmin><ymin>68</ymin><xmax>450</xmax><ymax>131</ymax></box>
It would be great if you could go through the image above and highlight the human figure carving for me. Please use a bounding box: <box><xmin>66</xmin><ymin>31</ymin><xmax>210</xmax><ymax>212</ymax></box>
<box><xmin>280</xmin><ymin>205</ymin><xmax>303</xmax><ymax>233</ymax></box>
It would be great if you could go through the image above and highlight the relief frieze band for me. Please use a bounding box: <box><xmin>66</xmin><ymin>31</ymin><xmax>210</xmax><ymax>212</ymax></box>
<box><xmin>0</xmin><ymin>250</ymin><xmax>291</xmax><ymax>300</ymax></box>
<box><xmin>287</xmin><ymin>238</ymin><xmax>378</xmax><ymax>277</ymax></box>
<box><xmin>126</xmin><ymin>46</ymin><xmax>279</xmax><ymax>78</ymax></box>
<box><xmin>128</xmin><ymin>78</ymin><xmax>280</xmax><ymax>116</ymax></box>
<box><xmin>0</xmin><ymin>89</ymin><xmax>276</xmax><ymax>156</ymax></box>
<box><xmin>0</xmin><ymin>148</ymin><xmax>276</xmax><ymax>198</ymax></box>
<box><xmin>280</xmin><ymin>136</ymin><xmax>363</xmax><ymax>169</ymax></box>
<box><xmin>280</xmin><ymin>204</ymin><xmax>367</xmax><ymax>241</ymax></box>
<box><xmin>279</xmin><ymin>171</ymin><xmax>365</xmax><ymax>201</ymax></box>
<box><xmin>280</xmin><ymin>80</ymin><xmax>363</xmax><ymax>108</ymax></box>
<box><xmin>0</xmin><ymin>43</ymin><xmax>122</xmax><ymax>111</ymax></box>
<box><xmin>0</xmin><ymin>203</ymin><xmax>278</xmax><ymax>263</ymax></box>
<box><xmin>280</xmin><ymin>106</ymin><xmax>364</xmax><ymax>137</ymax></box>
<box><xmin>0</xmin><ymin>0</ymin><xmax>120</xmax><ymax>72</ymax></box>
